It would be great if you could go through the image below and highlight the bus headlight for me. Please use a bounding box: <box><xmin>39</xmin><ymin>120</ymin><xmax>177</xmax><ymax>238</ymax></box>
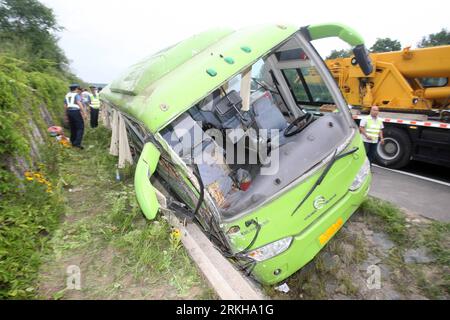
<box><xmin>245</xmin><ymin>237</ymin><xmax>293</xmax><ymax>262</ymax></box>
<box><xmin>349</xmin><ymin>158</ymin><xmax>371</xmax><ymax>191</ymax></box>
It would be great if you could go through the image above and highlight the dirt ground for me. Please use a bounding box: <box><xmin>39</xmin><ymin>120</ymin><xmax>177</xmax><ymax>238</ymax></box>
<box><xmin>37</xmin><ymin>128</ymin><xmax>214</xmax><ymax>300</ymax></box>
<box><xmin>266</xmin><ymin>201</ymin><xmax>449</xmax><ymax>300</ymax></box>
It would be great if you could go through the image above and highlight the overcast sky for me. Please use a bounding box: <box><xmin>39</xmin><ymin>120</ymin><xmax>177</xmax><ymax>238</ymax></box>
<box><xmin>41</xmin><ymin>0</ymin><xmax>448</xmax><ymax>84</ymax></box>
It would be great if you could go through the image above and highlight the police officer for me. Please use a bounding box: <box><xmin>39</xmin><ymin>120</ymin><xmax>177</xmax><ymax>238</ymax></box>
<box><xmin>64</xmin><ymin>84</ymin><xmax>87</xmax><ymax>149</ymax></box>
<box><xmin>359</xmin><ymin>106</ymin><xmax>385</xmax><ymax>164</ymax></box>
<box><xmin>89</xmin><ymin>85</ymin><xmax>101</xmax><ymax>128</ymax></box>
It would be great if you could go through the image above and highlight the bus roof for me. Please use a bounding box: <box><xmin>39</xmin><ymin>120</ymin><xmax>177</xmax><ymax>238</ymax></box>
<box><xmin>100</xmin><ymin>24</ymin><xmax>297</xmax><ymax>133</ymax></box>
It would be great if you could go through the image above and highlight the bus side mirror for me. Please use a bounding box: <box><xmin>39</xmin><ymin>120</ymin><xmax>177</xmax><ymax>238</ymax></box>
<box><xmin>135</xmin><ymin>142</ymin><xmax>161</xmax><ymax>220</ymax></box>
<box><xmin>353</xmin><ymin>45</ymin><xmax>373</xmax><ymax>76</ymax></box>
<box><xmin>302</xmin><ymin>23</ymin><xmax>374</xmax><ymax>76</ymax></box>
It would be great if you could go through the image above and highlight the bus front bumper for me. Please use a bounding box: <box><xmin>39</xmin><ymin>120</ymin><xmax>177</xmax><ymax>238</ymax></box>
<box><xmin>251</xmin><ymin>174</ymin><xmax>371</xmax><ymax>285</ymax></box>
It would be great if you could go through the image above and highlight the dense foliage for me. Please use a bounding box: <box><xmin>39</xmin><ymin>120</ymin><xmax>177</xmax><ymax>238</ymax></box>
<box><xmin>0</xmin><ymin>0</ymin><xmax>75</xmax><ymax>298</ymax></box>
<box><xmin>418</xmin><ymin>29</ymin><xmax>450</xmax><ymax>48</ymax></box>
<box><xmin>0</xmin><ymin>56</ymin><xmax>68</xmax><ymax>189</ymax></box>
<box><xmin>0</xmin><ymin>54</ymin><xmax>72</xmax><ymax>298</ymax></box>
<box><xmin>326</xmin><ymin>49</ymin><xmax>352</xmax><ymax>59</ymax></box>
<box><xmin>0</xmin><ymin>0</ymin><xmax>68</xmax><ymax>71</ymax></box>
<box><xmin>326</xmin><ymin>29</ymin><xmax>448</xmax><ymax>59</ymax></box>
<box><xmin>370</xmin><ymin>37</ymin><xmax>402</xmax><ymax>53</ymax></box>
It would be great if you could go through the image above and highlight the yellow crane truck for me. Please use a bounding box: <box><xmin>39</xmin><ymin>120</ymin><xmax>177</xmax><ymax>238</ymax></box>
<box><xmin>325</xmin><ymin>46</ymin><xmax>450</xmax><ymax>169</ymax></box>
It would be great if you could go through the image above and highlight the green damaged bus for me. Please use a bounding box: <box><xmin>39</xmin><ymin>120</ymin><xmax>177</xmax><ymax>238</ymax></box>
<box><xmin>100</xmin><ymin>23</ymin><xmax>373</xmax><ymax>285</ymax></box>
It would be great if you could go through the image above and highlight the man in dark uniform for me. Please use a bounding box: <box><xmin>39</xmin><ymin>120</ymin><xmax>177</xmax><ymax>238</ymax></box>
<box><xmin>64</xmin><ymin>84</ymin><xmax>87</xmax><ymax>149</ymax></box>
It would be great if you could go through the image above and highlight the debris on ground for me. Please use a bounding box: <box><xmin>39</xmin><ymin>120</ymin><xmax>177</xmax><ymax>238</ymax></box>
<box><xmin>275</xmin><ymin>283</ymin><xmax>290</xmax><ymax>294</ymax></box>
<box><xmin>404</xmin><ymin>248</ymin><xmax>435</xmax><ymax>264</ymax></box>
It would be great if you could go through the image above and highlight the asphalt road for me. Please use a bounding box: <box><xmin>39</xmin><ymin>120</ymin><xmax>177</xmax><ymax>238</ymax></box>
<box><xmin>401</xmin><ymin>161</ymin><xmax>450</xmax><ymax>184</ymax></box>
<box><xmin>370</xmin><ymin>164</ymin><xmax>450</xmax><ymax>222</ymax></box>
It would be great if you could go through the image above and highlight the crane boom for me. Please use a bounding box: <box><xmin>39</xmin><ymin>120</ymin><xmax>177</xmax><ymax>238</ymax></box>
<box><xmin>326</xmin><ymin>45</ymin><xmax>450</xmax><ymax>113</ymax></box>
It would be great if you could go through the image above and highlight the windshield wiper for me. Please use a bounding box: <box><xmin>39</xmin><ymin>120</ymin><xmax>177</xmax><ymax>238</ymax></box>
<box><xmin>291</xmin><ymin>147</ymin><xmax>359</xmax><ymax>216</ymax></box>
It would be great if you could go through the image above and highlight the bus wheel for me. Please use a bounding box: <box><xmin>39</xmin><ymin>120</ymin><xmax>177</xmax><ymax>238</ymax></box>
<box><xmin>375</xmin><ymin>127</ymin><xmax>411</xmax><ymax>169</ymax></box>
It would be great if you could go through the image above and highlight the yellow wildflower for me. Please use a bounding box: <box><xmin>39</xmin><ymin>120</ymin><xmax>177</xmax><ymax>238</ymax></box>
<box><xmin>171</xmin><ymin>228</ymin><xmax>182</xmax><ymax>240</ymax></box>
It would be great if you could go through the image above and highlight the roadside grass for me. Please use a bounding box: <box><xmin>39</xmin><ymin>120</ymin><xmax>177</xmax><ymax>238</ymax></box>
<box><xmin>267</xmin><ymin>196</ymin><xmax>448</xmax><ymax>300</ymax></box>
<box><xmin>360</xmin><ymin>197</ymin><xmax>407</xmax><ymax>244</ymax></box>
<box><xmin>38</xmin><ymin>127</ymin><xmax>215</xmax><ymax>300</ymax></box>
<box><xmin>361</xmin><ymin>197</ymin><xmax>449</xmax><ymax>269</ymax></box>
<box><xmin>360</xmin><ymin>197</ymin><xmax>449</xmax><ymax>299</ymax></box>
<box><xmin>417</xmin><ymin>222</ymin><xmax>450</xmax><ymax>266</ymax></box>
<box><xmin>0</xmin><ymin>141</ymin><xmax>66</xmax><ymax>299</ymax></box>
<box><xmin>414</xmin><ymin>222</ymin><xmax>450</xmax><ymax>299</ymax></box>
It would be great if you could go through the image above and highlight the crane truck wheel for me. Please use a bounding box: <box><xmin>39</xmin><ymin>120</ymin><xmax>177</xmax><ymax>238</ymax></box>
<box><xmin>375</xmin><ymin>127</ymin><xmax>411</xmax><ymax>169</ymax></box>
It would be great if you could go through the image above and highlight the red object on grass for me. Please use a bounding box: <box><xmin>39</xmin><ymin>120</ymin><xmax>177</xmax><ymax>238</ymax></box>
<box><xmin>240</xmin><ymin>181</ymin><xmax>251</xmax><ymax>191</ymax></box>
<box><xmin>47</xmin><ymin>126</ymin><xmax>63</xmax><ymax>136</ymax></box>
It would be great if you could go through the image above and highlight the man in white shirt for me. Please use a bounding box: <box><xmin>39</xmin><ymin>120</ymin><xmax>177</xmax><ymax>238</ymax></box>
<box><xmin>359</xmin><ymin>106</ymin><xmax>385</xmax><ymax>164</ymax></box>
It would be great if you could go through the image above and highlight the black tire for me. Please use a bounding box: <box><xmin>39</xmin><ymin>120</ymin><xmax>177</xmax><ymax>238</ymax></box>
<box><xmin>375</xmin><ymin>127</ymin><xmax>411</xmax><ymax>169</ymax></box>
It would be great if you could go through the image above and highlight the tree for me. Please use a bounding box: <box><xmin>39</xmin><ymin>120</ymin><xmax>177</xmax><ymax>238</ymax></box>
<box><xmin>326</xmin><ymin>49</ymin><xmax>352</xmax><ymax>59</ymax></box>
<box><xmin>0</xmin><ymin>0</ymin><xmax>59</xmax><ymax>32</ymax></box>
<box><xmin>0</xmin><ymin>0</ymin><xmax>67</xmax><ymax>69</ymax></box>
<box><xmin>370</xmin><ymin>38</ymin><xmax>402</xmax><ymax>53</ymax></box>
<box><xmin>418</xmin><ymin>29</ymin><xmax>450</xmax><ymax>47</ymax></box>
